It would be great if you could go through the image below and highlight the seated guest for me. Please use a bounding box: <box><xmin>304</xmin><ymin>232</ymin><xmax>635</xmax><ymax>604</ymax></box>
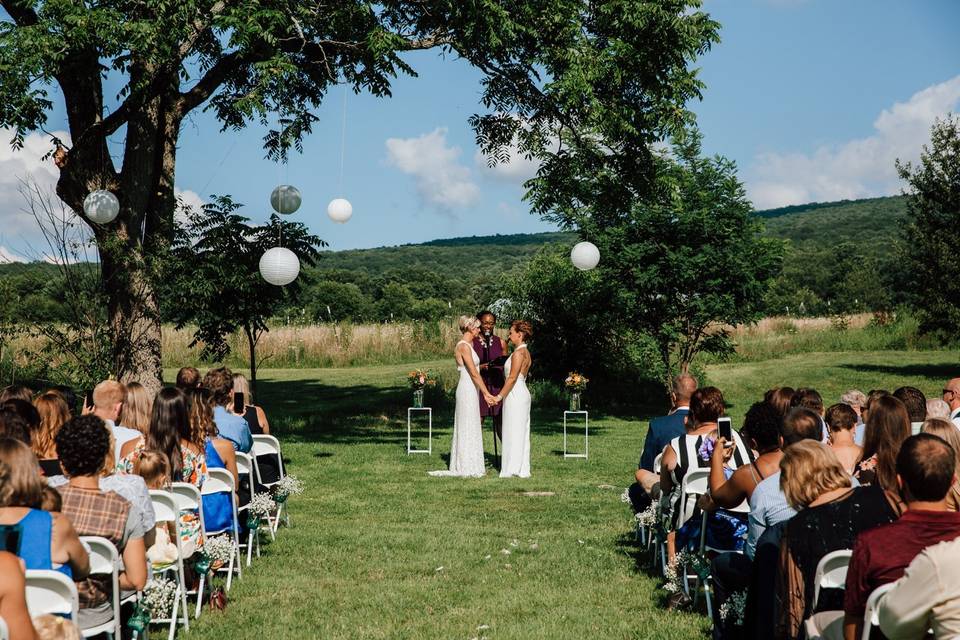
<box><xmin>0</xmin><ymin>408</ymin><xmax>30</xmax><ymax>443</ymax></box>
<box><xmin>89</xmin><ymin>380</ymin><xmax>139</xmax><ymax>461</ymax></box>
<box><xmin>119</xmin><ymin>388</ymin><xmax>206</xmax><ymax>553</ymax></box>
<box><xmin>854</xmin><ymin>394</ymin><xmax>911</xmax><ymax>491</ymax></box>
<box><xmin>764</xmin><ymin>387</ymin><xmax>796</xmax><ymax>417</ymax></box>
<box><xmin>776</xmin><ymin>441</ymin><xmax>901</xmax><ymax>640</ymax></box>
<box><xmin>203</xmin><ymin>367</ymin><xmax>252</xmax><ymax>453</ymax></box>
<box><xmin>893</xmin><ymin>386</ymin><xmax>926</xmax><ymax>435</ymax></box>
<box><xmin>628</xmin><ymin>374</ymin><xmax>696</xmax><ymax>512</ymax></box>
<box><xmin>840</xmin><ymin>389</ymin><xmax>867</xmax><ymax>424</ymax></box>
<box><xmin>831</xmin><ymin>434</ymin><xmax>960</xmax><ymax>640</ymax></box>
<box><xmin>0</xmin><ymin>439</ymin><xmax>89</xmax><ymax>578</ymax></box>
<box><xmin>232</xmin><ymin>373</ymin><xmax>271</xmax><ymax>435</ymax></box>
<box><xmin>31</xmin><ymin>392</ymin><xmax>71</xmax><ymax>477</ymax></box>
<box><xmin>3</xmin><ymin>400</ymin><xmax>40</xmax><ymax>441</ymax></box>
<box><xmin>824</xmin><ymin>403</ymin><xmax>862</xmax><ymax>475</ymax></box>
<box><xmin>133</xmin><ymin>450</ymin><xmax>180</xmax><ymax>567</ymax></box>
<box><xmin>922</xmin><ymin>418</ymin><xmax>960</xmax><ymax>510</ymax></box>
<box><xmin>859</xmin><ymin>389</ymin><xmax>890</xmax><ymax>432</ymax></box>
<box><xmin>175</xmin><ymin>366</ymin><xmax>202</xmax><ymax>390</ymax></box>
<box><xmin>0</xmin><ymin>551</ymin><xmax>38</xmax><ymax>640</ymax></box>
<box><xmin>708</xmin><ymin>401</ymin><xmax>783</xmax><ymax>508</ymax></box>
<box><xmin>878</xmin><ymin>537</ymin><xmax>960</xmax><ymax>639</ymax></box>
<box><xmin>927</xmin><ymin>397</ymin><xmax>951</xmax><ymax>420</ymax></box>
<box><xmin>944</xmin><ymin>377</ymin><xmax>960</xmax><ymax>426</ymax></box>
<box><xmin>119</xmin><ymin>382</ymin><xmax>153</xmax><ymax>435</ymax></box>
<box><xmin>0</xmin><ymin>385</ymin><xmax>33</xmax><ymax>404</ymax></box>
<box><xmin>185</xmin><ymin>387</ymin><xmax>239</xmax><ymax>531</ymax></box>
<box><xmin>56</xmin><ymin>415</ymin><xmax>147</xmax><ymax>630</ymax></box>
<box><xmin>660</xmin><ymin>386</ymin><xmax>752</xmax><ymax>560</ymax></box>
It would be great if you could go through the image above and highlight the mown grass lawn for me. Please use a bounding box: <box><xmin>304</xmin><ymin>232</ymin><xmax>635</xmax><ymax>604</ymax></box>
<box><xmin>171</xmin><ymin>350</ymin><xmax>958</xmax><ymax>640</ymax></box>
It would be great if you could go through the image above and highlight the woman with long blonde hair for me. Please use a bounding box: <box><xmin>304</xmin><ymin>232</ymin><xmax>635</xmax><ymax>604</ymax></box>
<box><xmin>119</xmin><ymin>382</ymin><xmax>153</xmax><ymax>435</ymax></box>
<box><xmin>231</xmin><ymin>373</ymin><xmax>270</xmax><ymax>435</ymax></box>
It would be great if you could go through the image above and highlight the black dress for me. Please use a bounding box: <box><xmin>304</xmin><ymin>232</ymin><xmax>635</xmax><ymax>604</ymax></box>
<box><xmin>776</xmin><ymin>484</ymin><xmax>899</xmax><ymax>639</ymax></box>
<box><xmin>245</xmin><ymin>405</ymin><xmax>280</xmax><ymax>486</ymax></box>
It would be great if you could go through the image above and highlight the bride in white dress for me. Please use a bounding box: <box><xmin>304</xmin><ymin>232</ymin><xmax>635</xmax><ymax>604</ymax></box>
<box><xmin>495</xmin><ymin>320</ymin><xmax>533</xmax><ymax>478</ymax></box>
<box><xmin>429</xmin><ymin>315</ymin><xmax>496</xmax><ymax>477</ymax></box>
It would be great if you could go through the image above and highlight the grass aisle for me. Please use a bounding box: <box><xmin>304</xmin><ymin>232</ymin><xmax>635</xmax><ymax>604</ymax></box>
<box><xmin>175</xmin><ymin>350</ymin><xmax>957</xmax><ymax>640</ymax></box>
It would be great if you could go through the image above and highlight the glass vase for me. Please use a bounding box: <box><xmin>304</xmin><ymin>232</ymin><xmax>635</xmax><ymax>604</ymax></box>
<box><xmin>569</xmin><ymin>392</ymin><xmax>581</xmax><ymax>411</ymax></box>
<box><xmin>413</xmin><ymin>388</ymin><xmax>425</xmax><ymax>408</ymax></box>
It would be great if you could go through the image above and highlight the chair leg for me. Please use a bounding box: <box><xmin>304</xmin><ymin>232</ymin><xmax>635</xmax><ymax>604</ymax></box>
<box><xmin>704</xmin><ymin>579</ymin><xmax>714</xmax><ymax>620</ymax></box>
<box><xmin>225</xmin><ymin>549</ymin><xmax>234</xmax><ymax>591</ymax></box>
<box><xmin>246</xmin><ymin>529</ymin><xmax>254</xmax><ymax>567</ymax></box>
<box><xmin>168</xmin><ymin>588</ymin><xmax>179</xmax><ymax>640</ymax></box>
<box><xmin>194</xmin><ymin>572</ymin><xmax>205</xmax><ymax>619</ymax></box>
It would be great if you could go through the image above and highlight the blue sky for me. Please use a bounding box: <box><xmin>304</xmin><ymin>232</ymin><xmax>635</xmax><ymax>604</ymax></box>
<box><xmin>2</xmin><ymin>0</ymin><xmax>959</xmax><ymax>259</ymax></box>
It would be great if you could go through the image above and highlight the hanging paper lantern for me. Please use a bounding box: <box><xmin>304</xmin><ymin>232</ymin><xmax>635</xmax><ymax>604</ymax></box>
<box><xmin>270</xmin><ymin>185</ymin><xmax>302</xmax><ymax>215</ymax></box>
<box><xmin>259</xmin><ymin>247</ymin><xmax>300</xmax><ymax>286</ymax></box>
<box><xmin>327</xmin><ymin>198</ymin><xmax>352</xmax><ymax>224</ymax></box>
<box><xmin>570</xmin><ymin>241</ymin><xmax>600</xmax><ymax>271</ymax></box>
<box><xmin>83</xmin><ymin>190</ymin><xmax>120</xmax><ymax>224</ymax></box>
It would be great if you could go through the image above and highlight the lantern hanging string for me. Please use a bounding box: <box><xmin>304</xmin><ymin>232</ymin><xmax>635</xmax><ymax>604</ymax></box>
<box><xmin>338</xmin><ymin>83</ymin><xmax>347</xmax><ymax>194</ymax></box>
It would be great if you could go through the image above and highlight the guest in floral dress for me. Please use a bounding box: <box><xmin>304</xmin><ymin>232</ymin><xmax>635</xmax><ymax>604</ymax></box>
<box><xmin>118</xmin><ymin>387</ymin><xmax>207</xmax><ymax>553</ymax></box>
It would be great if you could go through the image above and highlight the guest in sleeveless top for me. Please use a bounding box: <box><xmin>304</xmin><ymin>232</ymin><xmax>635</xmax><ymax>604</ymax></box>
<box><xmin>56</xmin><ymin>415</ymin><xmax>147</xmax><ymax>630</ymax></box>
<box><xmin>854</xmin><ymin>394</ymin><xmax>910</xmax><ymax>491</ymax></box>
<box><xmin>0</xmin><ymin>438</ymin><xmax>88</xmax><ymax>579</ymax></box>
<box><xmin>776</xmin><ymin>441</ymin><xmax>901</xmax><ymax>640</ymax></box>
<box><xmin>32</xmin><ymin>391</ymin><xmax>72</xmax><ymax>477</ymax></box>
<box><xmin>660</xmin><ymin>387</ymin><xmax>752</xmax><ymax>559</ymax></box>
<box><xmin>707</xmin><ymin>401</ymin><xmax>784</xmax><ymax>509</ymax></box>
<box><xmin>186</xmin><ymin>387</ymin><xmax>238</xmax><ymax>532</ymax></box>
<box><xmin>0</xmin><ymin>551</ymin><xmax>38</xmax><ymax>640</ymax></box>
<box><xmin>232</xmin><ymin>373</ymin><xmax>270</xmax><ymax>435</ymax></box>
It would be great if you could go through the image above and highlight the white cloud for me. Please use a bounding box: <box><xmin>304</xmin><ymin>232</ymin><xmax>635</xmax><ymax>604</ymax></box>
<box><xmin>0</xmin><ymin>246</ymin><xmax>28</xmax><ymax>263</ymax></box>
<box><xmin>474</xmin><ymin>140</ymin><xmax>541</xmax><ymax>184</ymax></box>
<box><xmin>385</xmin><ymin>128</ymin><xmax>480</xmax><ymax>210</ymax></box>
<box><xmin>174</xmin><ymin>187</ymin><xmax>205</xmax><ymax>224</ymax></box>
<box><xmin>747</xmin><ymin>75</ymin><xmax>960</xmax><ymax>209</ymax></box>
<box><xmin>0</xmin><ymin>127</ymin><xmax>72</xmax><ymax>247</ymax></box>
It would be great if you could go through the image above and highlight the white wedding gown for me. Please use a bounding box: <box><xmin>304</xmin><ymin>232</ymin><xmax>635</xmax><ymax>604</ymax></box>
<box><xmin>428</xmin><ymin>341</ymin><xmax>486</xmax><ymax>477</ymax></box>
<box><xmin>500</xmin><ymin>345</ymin><xmax>531</xmax><ymax>478</ymax></box>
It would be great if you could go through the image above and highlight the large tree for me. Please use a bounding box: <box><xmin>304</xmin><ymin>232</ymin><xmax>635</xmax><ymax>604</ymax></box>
<box><xmin>898</xmin><ymin>115</ymin><xmax>960</xmax><ymax>339</ymax></box>
<box><xmin>0</xmin><ymin>0</ymin><xmax>719</xmax><ymax>390</ymax></box>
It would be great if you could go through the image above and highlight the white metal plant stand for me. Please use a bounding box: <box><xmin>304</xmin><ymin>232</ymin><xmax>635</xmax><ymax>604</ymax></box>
<box><xmin>563</xmin><ymin>410</ymin><xmax>589</xmax><ymax>459</ymax></box>
<box><xmin>407</xmin><ymin>407</ymin><xmax>432</xmax><ymax>454</ymax></box>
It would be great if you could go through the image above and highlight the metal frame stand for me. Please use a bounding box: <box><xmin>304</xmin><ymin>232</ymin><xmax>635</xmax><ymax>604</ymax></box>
<box><xmin>563</xmin><ymin>410</ymin><xmax>589</xmax><ymax>459</ymax></box>
<box><xmin>406</xmin><ymin>407</ymin><xmax>432</xmax><ymax>454</ymax></box>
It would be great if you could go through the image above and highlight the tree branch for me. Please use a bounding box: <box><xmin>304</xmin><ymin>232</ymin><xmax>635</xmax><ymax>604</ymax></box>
<box><xmin>0</xmin><ymin>0</ymin><xmax>39</xmax><ymax>26</ymax></box>
<box><xmin>178</xmin><ymin>49</ymin><xmax>250</xmax><ymax>113</ymax></box>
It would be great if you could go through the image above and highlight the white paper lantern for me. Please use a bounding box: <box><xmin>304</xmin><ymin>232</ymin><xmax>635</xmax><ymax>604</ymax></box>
<box><xmin>270</xmin><ymin>185</ymin><xmax>302</xmax><ymax>215</ymax></box>
<box><xmin>259</xmin><ymin>247</ymin><xmax>300</xmax><ymax>286</ymax></box>
<box><xmin>83</xmin><ymin>190</ymin><xmax>120</xmax><ymax>224</ymax></box>
<box><xmin>327</xmin><ymin>198</ymin><xmax>352</xmax><ymax>224</ymax></box>
<box><xmin>570</xmin><ymin>241</ymin><xmax>600</xmax><ymax>271</ymax></box>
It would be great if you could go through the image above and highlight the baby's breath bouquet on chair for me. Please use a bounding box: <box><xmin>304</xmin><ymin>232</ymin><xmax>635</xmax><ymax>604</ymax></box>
<box><xmin>203</xmin><ymin>534</ymin><xmax>235</xmax><ymax>571</ymax></box>
<box><xmin>272</xmin><ymin>475</ymin><xmax>304</xmax><ymax>504</ymax></box>
<box><xmin>128</xmin><ymin>577</ymin><xmax>177</xmax><ymax>631</ymax></box>
<box><xmin>248</xmin><ymin>492</ymin><xmax>276</xmax><ymax>530</ymax></box>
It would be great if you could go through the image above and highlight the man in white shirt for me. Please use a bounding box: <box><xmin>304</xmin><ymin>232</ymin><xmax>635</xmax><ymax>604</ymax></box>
<box><xmin>878</xmin><ymin>537</ymin><xmax>960</xmax><ymax>639</ymax></box>
<box><xmin>90</xmin><ymin>380</ymin><xmax>141</xmax><ymax>461</ymax></box>
<box><xmin>943</xmin><ymin>378</ymin><xmax>960</xmax><ymax>427</ymax></box>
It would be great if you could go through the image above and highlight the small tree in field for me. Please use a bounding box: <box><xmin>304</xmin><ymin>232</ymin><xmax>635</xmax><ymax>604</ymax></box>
<box><xmin>898</xmin><ymin>115</ymin><xmax>960</xmax><ymax>340</ymax></box>
<box><xmin>163</xmin><ymin>196</ymin><xmax>323</xmax><ymax>392</ymax></box>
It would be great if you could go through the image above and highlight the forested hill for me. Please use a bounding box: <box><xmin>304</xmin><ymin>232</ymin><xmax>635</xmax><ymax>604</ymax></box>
<box><xmin>0</xmin><ymin>195</ymin><xmax>909</xmax><ymax>322</ymax></box>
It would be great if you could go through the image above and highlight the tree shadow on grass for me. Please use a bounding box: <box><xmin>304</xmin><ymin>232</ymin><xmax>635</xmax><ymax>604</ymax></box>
<box><xmin>838</xmin><ymin>362</ymin><xmax>958</xmax><ymax>380</ymax></box>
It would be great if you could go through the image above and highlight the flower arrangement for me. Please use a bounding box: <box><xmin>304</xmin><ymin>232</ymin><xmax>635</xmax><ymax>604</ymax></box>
<box><xmin>202</xmin><ymin>534</ymin><xmax>235</xmax><ymax>570</ymax></box>
<box><xmin>248</xmin><ymin>492</ymin><xmax>276</xmax><ymax>528</ymax></box>
<box><xmin>620</xmin><ymin>487</ymin><xmax>631</xmax><ymax>504</ymax></box>
<box><xmin>635</xmin><ymin>504</ymin><xmax>658</xmax><ymax>529</ymax></box>
<box><xmin>273</xmin><ymin>475</ymin><xmax>304</xmax><ymax>503</ymax></box>
<box><xmin>407</xmin><ymin>369</ymin><xmax>435</xmax><ymax>390</ymax></box>
<box><xmin>564</xmin><ymin>372</ymin><xmax>589</xmax><ymax>393</ymax></box>
<box><xmin>719</xmin><ymin>589</ymin><xmax>748</xmax><ymax>626</ymax></box>
<box><xmin>141</xmin><ymin>578</ymin><xmax>178</xmax><ymax>618</ymax></box>
<box><xmin>662</xmin><ymin>550</ymin><xmax>711</xmax><ymax>594</ymax></box>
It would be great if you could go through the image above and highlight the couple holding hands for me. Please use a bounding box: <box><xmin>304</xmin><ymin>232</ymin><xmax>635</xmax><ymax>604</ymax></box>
<box><xmin>430</xmin><ymin>311</ymin><xmax>533</xmax><ymax>478</ymax></box>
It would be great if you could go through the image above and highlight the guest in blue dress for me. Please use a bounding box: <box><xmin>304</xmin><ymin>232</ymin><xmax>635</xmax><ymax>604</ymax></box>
<box><xmin>185</xmin><ymin>388</ymin><xmax>240</xmax><ymax>533</ymax></box>
<box><xmin>0</xmin><ymin>438</ymin><xmax>89</xmax><ymax>578</ymax></box>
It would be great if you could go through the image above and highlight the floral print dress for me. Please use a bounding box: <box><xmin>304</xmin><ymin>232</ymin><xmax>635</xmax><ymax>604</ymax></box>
<box><xmin>118</xmin><ymin>439</ymin><xmax>208</xmax><ymax>555</ymax></box>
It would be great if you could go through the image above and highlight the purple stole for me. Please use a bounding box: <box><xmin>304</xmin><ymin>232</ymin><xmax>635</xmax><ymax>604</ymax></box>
<box><xmin>473</xmin><ymin>335</ymin><xmax>504</xmax><ymax>417</ymax></box>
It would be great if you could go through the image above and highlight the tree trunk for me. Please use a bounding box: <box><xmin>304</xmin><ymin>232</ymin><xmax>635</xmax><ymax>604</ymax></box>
<box><xmin>244</xmin><ymin>324</ymin><xmax>258</xmax><ymax>397</ymax></box>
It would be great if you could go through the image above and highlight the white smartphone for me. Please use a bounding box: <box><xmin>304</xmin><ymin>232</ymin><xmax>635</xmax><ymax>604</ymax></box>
<box><xmin>717</xmin><ymin>417</ymin><xmax>733</xmax><ymax>447</ymax></box>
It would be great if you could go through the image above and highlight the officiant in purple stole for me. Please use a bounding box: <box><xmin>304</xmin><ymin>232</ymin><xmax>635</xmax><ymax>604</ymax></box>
<box><xmin>474</xmin><ymin>311</ymin><xmax>507</xmax><ymax>449</ymax></box>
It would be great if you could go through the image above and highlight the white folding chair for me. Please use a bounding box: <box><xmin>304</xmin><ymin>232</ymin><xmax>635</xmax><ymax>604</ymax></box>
<box><xmin>252</xmin><ymin>434</ymin><xmax>287</xmax><ymax>532</ymax></box>
<box><xmin>170</xmin><ymin>482</ymin><xmax>207</xmax><ymax>617</ymax></box>
<box><xmin>0</xmin><ymin>615</ymin><xmax>7</xmax><ymax>640</ymax></box>
<box><xmin>861</xmin><ymin>582</ymin><xmax>895</xmax><ymax>640</ymax></box>
<box><xmin>149</xmin><ymin>490</ymin><xmax>191</xmax><ymax>640</ymax></box>
<box><xmin>24</xmin><ymin>570</ymin><xmax>79</xmax><ymax>621</ymax></box>
<box><xmin>812</xmin><ymin>549</ymin><xmax>853</xmax><ymax>610</ymax></box>
<box><xmin>235</xmin><ymin>452</ymin><xmax>262</xmax><ymax>566</ymax></box>
<box><xmin>197</xmin><ymin>468</ymin><xmax>242</xmax><ymax>610</ymax></box>
<box><xmin>78</xmin><ymin>536</ymin><xmax>122</xmax><ymax>639</ymax></box>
